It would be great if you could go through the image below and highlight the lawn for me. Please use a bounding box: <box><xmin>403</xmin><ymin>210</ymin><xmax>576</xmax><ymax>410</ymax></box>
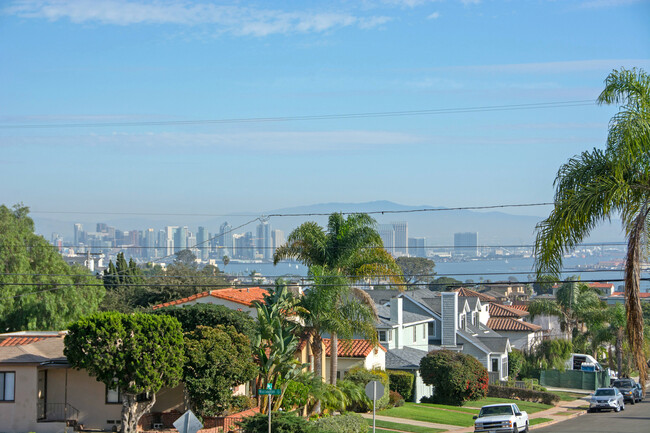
<box><xmin>530</xmin><ymin>418</ymin><xmax>553</xmax><ymax>426</ymax></box>
<box><xmin>551</xmin><ymin>391</ymin><xmax>587</xmax><ymax>401</ymax></box>
<box><xmin>365</xmin><ymin>419</ymin><xmax>446</xmax><ymax>433</ymax></box>
<box><xmin>462</xmin><ymin>397</ymin><xmax>553</xmax><ymax>414</ymax></box>
<box><xmin>378</xmin><ymin>403</ymin><xmax>476</xmax><ymax>427</ymax></box>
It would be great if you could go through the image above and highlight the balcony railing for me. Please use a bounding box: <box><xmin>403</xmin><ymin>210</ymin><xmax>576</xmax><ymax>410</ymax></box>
<box><xmin>37</xmin><ymin>402</ymin><xmax>79</xmax><ymax>424</ymax></box>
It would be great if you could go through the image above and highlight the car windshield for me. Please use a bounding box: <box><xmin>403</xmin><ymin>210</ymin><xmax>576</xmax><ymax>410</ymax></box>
<box><xmin>595</xmin><ymin>389</ymin><xmax>615</xmax><ymax>396</ymax></box>
<box><xmin>479</xmin><ymin>406</ymin><xmax>514</xmax><ymax>417</ymax></box>
<box><xmin>613</xmin><ymin>380</ymin><xmax>633</xmax><ymax>388</ymax></box>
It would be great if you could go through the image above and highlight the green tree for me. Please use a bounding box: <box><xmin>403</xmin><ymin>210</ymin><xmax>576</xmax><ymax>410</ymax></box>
<box><xmin>273</xmin><ymin>213</ymin><xmax>401</xmax><ymax>387</ymax></box>
<box><xmin>153</xmin><ymin>303</ymin><xmax>256</xmax><ymax>340</ymax></box>
<box><xmin>534</xmin><ymin>68</ymin><xmax>650</xmax><ymax>390</ymax></box>
<box><xmin>183</xmin><ymin>325</ymin><xmax>257</xmax><ymax>417</ymax></box>
<box><xmin>0</xmin><ymin>204</ymin><xmax>104</xmax><ymax>331</ymax></box>
<box><xmin>175</xmin><ymin>249</ymin><xmax>197</xmax><ymax>266</ymax></box>
<box><xmin>428</xmin><ymin>276</ymin><xmax>463</xmax><ymax>291</ymax></box>
<box><xmin>102</xmin><ymin>252</ymin><xmax>145</xmax><ymax>313</ymax></box>
<box><xmin>395</xmin><ymin>256</ymin><xmax>436</xmax><ymax>286</ymax></box>
<box><xmin>419</xmin><ymin>350</ymin><xmax>489</xmax><ymax>405</ymax></box>
<box><xmin>64</xmin><ymin>312</ymin><xmax>184</xmax><ymax>433</ymax></box>
<box><xmin>529</xmin><ymin>279</ymin><xmax>602</xmax><ymax>339</ymax></box>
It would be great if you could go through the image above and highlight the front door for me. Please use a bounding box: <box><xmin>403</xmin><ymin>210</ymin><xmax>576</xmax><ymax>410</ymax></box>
<box><xmin>37</xmin><ymin>370</ymin><xmax>47</xmax><ymax>419</ymax></box>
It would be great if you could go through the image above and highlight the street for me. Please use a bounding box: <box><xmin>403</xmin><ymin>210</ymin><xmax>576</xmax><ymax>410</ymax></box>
<box><xmin>534</xmin><ymin>399</ymin><xmax>650</xmax><ymax>433</ymax></box>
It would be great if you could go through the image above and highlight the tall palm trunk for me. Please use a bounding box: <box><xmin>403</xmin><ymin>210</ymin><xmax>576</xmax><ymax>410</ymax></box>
<box><xmin>624</xmin><ymin>204</ymin><xmax>648</xmax><ymax>394</ymax></box>
<box><xmin>311</xmin><ymin>333</ymin><xmax>323</xmax><ymax>413</ymax></box>
<box><xmin>616</xmin><ymin>327</ymin><xmax>624</xmax><ymax>379</ymax></box>
<box><xmin>330</xmin><ymin>332</ymin><xmax>338</xmax><ymax>385</ymax></box>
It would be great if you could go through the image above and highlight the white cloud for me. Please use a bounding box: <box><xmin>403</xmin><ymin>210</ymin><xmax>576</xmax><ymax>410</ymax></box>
<box><xmin>427</xmin><ymin>11</ymin><xmax>440</xmax><ymax>19</ymax></box>
<box><xmin>5</xmin><ymin>0</ymin><xmax>392</xmax><ymax>36</ymax></box>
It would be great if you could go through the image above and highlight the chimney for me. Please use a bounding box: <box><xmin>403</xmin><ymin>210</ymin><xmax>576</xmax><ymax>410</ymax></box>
<box><xmin>390</xmin><ymin>296</ymin><xmax>404</xmax><ymax>349</ymax></box>
<box><xmin>441</xmin><ymin>292</ymin><xmax>458</xmax><ymax>347</ymax></box>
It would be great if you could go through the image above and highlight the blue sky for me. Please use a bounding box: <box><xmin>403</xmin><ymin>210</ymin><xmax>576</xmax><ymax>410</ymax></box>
<box><xmin>1</xmin><ymin>0</ymin><xmax>649</xmax><ymax>220</ymax></box>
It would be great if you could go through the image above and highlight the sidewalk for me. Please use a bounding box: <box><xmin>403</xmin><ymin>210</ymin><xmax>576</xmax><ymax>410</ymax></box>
<box><xmin>363</xmin><ymin>396</ymin><xmax>591</xmax><ymax>432</ymax></box>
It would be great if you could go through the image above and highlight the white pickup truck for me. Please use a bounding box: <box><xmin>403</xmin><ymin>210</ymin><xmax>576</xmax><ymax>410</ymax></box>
<box><xmin>473</xmin><ymin>403</ymin><xmax>529</xmax><ymax>433</ymax></box>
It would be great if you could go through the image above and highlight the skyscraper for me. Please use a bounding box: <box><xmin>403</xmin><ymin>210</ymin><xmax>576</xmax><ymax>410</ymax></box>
<box><xmin>144</xmin><ymin>228</ymin><xmax>155</xmax><ymax>260</ymax></box>
<box><xmin>378</xmin><ymin>224</ymin><xmax>395</xmax><ymax>255</ymax></box>
<box><xmin>197</xmin><ymin>226</ymin><xmax>210</xmax><ymax>260</ymax></box>
<box><xmin>272</xmin><ymin>229</ymin><xmax>285</xmax><ymax>257</ymax></box>
<box><xmin>256</xmin><ymin>221</ymin><xmax>272</xmax><ymax>261</ymax></box>
<box><xmin>220</xmin><ymin>222</ymin><xmax>233</xmax><ymax>257</ymax></box>
<box><xmin>391</xmin><ymin>221</ymin><xmax>408</xmax><ymax>256</ymax></box>
<box><xmin>73</xmin><ymin>223</ymin><xmax>84</xmax><ymax>245</ymax></box>
<box><xmin>164</xmin><ymin>226</ymin><xmax>177</xmax><ymax>256</ymax></box>
<box><xmin>408</xmin><ymin>237</ymin><xmax>426</xmax><ymax>258</ymax></box>
<box><xmin>174</xmin><ymin>226</ymin><xmax>188</xmax><ymax>252</ymax></box>
<box><xmin>454</xmin><ymin>232</ymin><xmax>478</xmax><ymax>257</ymax></box>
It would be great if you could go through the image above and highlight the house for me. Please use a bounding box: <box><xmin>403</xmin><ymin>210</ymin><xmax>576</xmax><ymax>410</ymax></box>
<box><xmin>481</xmin><ymin>283</ymin><xmax>531</xmax><ymax>303</ymax></box>
<box><xmin>151</xmin><ymin>287</ymin><xmax>269</xmax><ymax>317</ymax></box>
<box><xmin>486</xmin><ymin>303</ymin><xmax>542</xmax><ymax>351</ymax></box>
<box><xmin>603</xmin><ymin>291</ymin><xmax>650</xmax><ymax>305</ymax></box>
<box><xmin>0</xmin><ymin>331</ymin><xmax>185</xmax><ymax>433</ymax></box>
<box><xmin>323</xmin><ymin>339</ymin><xmax>386</xmax><ymax>382</ymax></box>
<box><xmin>368</xmin><ymin>290</ymin><xmax>511</xmax><ymax>401</ymax></box>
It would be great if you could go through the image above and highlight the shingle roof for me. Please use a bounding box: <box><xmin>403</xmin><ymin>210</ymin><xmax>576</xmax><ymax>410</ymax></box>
<box><xmin>454</xmin><ymin>287</ymin><xmax>496</xmax><ymax>302</ymax></box>
<box><xmin>323</xmin><ymin>339</ymin><xmax>386</xmax><ymax>358</ymax></box>
<box><xmin>385</xmin><ymin>347</ymin><xmax>429</xmax><ymax>370</ymax></box>
<box><xmin>487</xmin><ymin>318</ymin><xmax>542</xmax><ymax>332</ymax></box>
<box><xmin>152</xmin><ymin>287</ymin><xmax>267</xmax><ymax>310</ymax></box>
<box><xmin>489</xmin><ymin>303</ymin><xmax>529</xmax><ymax>318</ymax></box>
<box><xmin>0</xmin><ymin>336</ymin><xmax>66</xmax><ymax>364</ymax></box>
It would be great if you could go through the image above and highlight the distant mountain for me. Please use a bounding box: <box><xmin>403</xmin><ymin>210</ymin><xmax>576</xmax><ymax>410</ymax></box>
<box><xmin>32</xmin><ymin>200</ymin><xmax>624</xmax><ymax>247</ymax></box>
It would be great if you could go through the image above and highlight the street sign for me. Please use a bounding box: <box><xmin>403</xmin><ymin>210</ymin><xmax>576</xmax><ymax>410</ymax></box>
<box><xmin>365</xmin><ymin>381</ymin><xmax>385</xmax><ymax>433</ymax></box>
<box><xmin>259</xmin><ymin>389</ymin><xmax>281</xmax><ymax>395</ymax></box>
<box><xmin>173</xmin><ymin>410</ymin><xmax>203</xmax><ymax>433</ymax></box>
<box><xmin>365</xmin><ymin>380</ymin><xmax>385</xmax><ymax>401</ymax></box>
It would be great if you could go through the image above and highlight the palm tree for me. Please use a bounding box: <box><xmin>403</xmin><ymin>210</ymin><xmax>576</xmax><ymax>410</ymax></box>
<box><xmin>534</xmin><ymin>68</ymin><xmax>650</xmax><ymax>391</ymax></box>
<box><xmin>273</xmin><ymin>213</ymin><xmax>402</xmax><ymax>386</ymax></box>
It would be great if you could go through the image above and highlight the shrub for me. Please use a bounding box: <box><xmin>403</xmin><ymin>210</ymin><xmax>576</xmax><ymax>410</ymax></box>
<box><xmin>229</xmin><ymin>395</ymin><xmax>254</xmax><ymax>414</ymax></box>
<box><xmin>487</xmin><ymin>385</ymin><xmax>560</xmax><ymax>405</ymax></box>
<box><xmin>389</xmin><ymin>390</ymin><xmax>405</xmax><ymax>407</ymax></box>
<box><xmin>387</xmin><ymin>370</ymin><xmax>414</xmax><ymax>401</ymax></box>
<box><xmin>237</xmin><ymin>412</ymin><xmax>316</xmax><ymax>433</ymax></box>
<box><xmin>420</xmin><ymin>350</ymin><xmax>489</xmax><ymax>405</ymax></box>
<box><xmin>344</xmin><ymin>367</ymin><xmax>390</xmax><ymax>411</ymax></box>
<box><xmin>508</xmin><ymin>349</ymin><xmax>524</xmax><ymax>380</ymax></box>
<box><xmin>313</xmin><ymin>413</ymin><xmax>367</xmax><ymax>433</ymax></box>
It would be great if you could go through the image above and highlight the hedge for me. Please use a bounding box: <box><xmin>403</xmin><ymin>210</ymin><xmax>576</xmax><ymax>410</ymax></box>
<box><xmin>387</xmin><ymin>370</ymin><xmax>414</xmax><ymax>401</ymax></box>
<box><xmin>344</xmin><ymin>367</ymin><xmax>390</xmax><ymax>411</ymax></box>
<box><xmin>313</xmin><ymin>413</ymin><xmax>367</xmax><ymax>433</ymax></box>
<box><xmin>487</xmin><ymin>385</ymin><xmax>560</xmax><ymax>405</ymax></box>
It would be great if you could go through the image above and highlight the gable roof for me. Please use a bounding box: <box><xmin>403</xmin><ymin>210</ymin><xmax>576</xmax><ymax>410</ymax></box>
<box><xmin>385</xmin><ymin>346</ymin><xmax>429</xmax><ymax>370</ymax></box>
<box><xmin>454</xmin><ymin>287</ymin><xmax>496</xmax><ymax>302</ymax></box>
<box><xmin>152</xmin><ymin>287</ymin><xmax>267</xmax><ymax>310</ymax></box>
<box><xmin>507</xmin><ymin>304</ymin><xmax>529</xmax><ymax>312</ymax></box>
<box><xmin>323</xmin><ymin>339</ymin><xmax>386</xmax><ymax>358</ymax></box>
<box><xmin>489</xmin><ymin>303</ymin><xmax>529</xmax><ymax>318</ymax></box>
<box><xmin>487</xmin><ymin>317</ymin><xmax>542</xmax><ymax>332</ymax></box>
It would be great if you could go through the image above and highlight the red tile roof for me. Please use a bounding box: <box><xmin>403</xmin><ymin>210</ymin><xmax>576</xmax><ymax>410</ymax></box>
<box><xmin>507</xmin><ymin>304</ymin><xmax>529</xmax><ymax>312</ymax></box>
<box><xmin>487</xmin><ymin>317</ymin><xmax>542</xmax><ymax>332</ymax></box>
<box><xmin>612</xmin><ymin>292</ymin><xmax>650</xmax><ymax>298</ymax></box>
<box><xmin>489</xmin><ymin>303</ymin><xmax>529</xmax><ymax>318</ymax></box>
<box><xmin>454</xmin><ymin>287</ymin><xmax>497</xmax><ymax>302</ymax></box>
<box><xmin>589</xmin><ymin>282</ymin><xmax>615</xmax><ymax>289</ymax></box>
<box><xmin>0</xmin><ymin>336</ymin><xmax>47</xmax><ymax>347</ymax></box>
<box><xmin>323</xmin><ymin>339</ymin><xmax>386</xmax><ymax>358</ymax></box>
<box><xmin>152</xmin><ymin>287</ymin><xmax>267</xmax><ymax>310</ymax></box>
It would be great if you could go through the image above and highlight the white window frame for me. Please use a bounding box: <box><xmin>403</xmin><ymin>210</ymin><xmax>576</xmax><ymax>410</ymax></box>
<box><xmin>0</xmin><ymin>371</ymin><xmax>15</xmax><ymax>402</ymax></box>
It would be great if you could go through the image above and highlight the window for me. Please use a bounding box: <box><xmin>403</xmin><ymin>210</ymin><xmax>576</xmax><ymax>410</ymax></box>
<box><xmin>428</xmin><ymin>321</ymin><xmax>437</xmax><ymax>338</ymax></box>
<box><xmin>106</xmin><ymin>379</ymin><xmax>122</xmax><ymax>404</ymax></box>
<box><xmin>491</xmin><ymin>358</ymin><xmax>499</xmax><ymax>373</ymax></box>
<box><xmin>378</xmin><ymin>330</ymin><xmax>388</xmax><ymax>343</ymax></box>
<box><xmin>0</xmin><ymin>372</ymin><xmax>15</xmax><ymax>402</ymax></box>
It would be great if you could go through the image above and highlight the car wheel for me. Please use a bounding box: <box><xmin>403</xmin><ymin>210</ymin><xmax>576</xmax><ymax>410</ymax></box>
<box><xmin>615</xmin><ymin>403</ymin><xmax>621</xmax><ymax>412</ymax></box>
<box><xmin>523</xmin><ymin>422</ymin><xmax>529</xmax><ymax>433</ymax></box>
<box><xmin>631</xmin><ymin>398</ymin><xmax>635</xmax><ymax>405</ymax></box>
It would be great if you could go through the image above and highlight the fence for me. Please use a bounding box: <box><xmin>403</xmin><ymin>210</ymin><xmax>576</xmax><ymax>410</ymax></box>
<box><xmin>540</xmin><ymin>369</ymin><xmax>611</xmax><ymax>391</ymax></box>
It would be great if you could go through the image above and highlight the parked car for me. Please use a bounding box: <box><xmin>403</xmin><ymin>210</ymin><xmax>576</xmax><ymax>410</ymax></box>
<box><xmin>612</xmin><ymin>378</ymin><xmax>641</xmax><ymax>404</ymax></box>
<box><xmin>473</xmin><ymin>403</ymin><xmax>529</xmax><ymax>433</ymax></box>
<box><xmin>588</xmin><ymin>387</ymin><xmax>625</xmax><ymax>412</ymax></box>
<box><xmin>634</xmin><ymin>383</ymin><xmax>644</xmax><ymax>401</ymax></box>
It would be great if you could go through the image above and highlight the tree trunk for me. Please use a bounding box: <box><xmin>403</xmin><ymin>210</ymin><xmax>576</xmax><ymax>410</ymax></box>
<box><xmin>330</xmin><ymin>332</ymin><xmax>338</xmax><ymax>386</ymax></box>
<box><xmin>624</xmin><ymin>206</ymin><xmax>648</xmax><ymax>395</ymax></box>
<box><xmin>311</xmin><ymin>334</ymin><xmax>323</xmax><ymax>414</ymax></box>
<box><xmin>121</xmin><ymin>393</ymin><xmax>156</xmax><ymax>433</ymax></box>
<box><xmin>616</xmin><ymin>327</ymin><xmax>624</xmax><ymax>379</ymax></box>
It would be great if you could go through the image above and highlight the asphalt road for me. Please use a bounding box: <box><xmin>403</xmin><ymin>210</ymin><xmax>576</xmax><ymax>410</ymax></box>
<box><xmin>535</xmin><ymin>399</ymin><xmax>650</xmax><ymax>433</ymax></box>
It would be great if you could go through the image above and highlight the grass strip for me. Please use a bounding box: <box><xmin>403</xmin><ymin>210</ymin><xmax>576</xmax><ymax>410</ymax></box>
<box><xmin>530</xmin><ymin>418</ymin><xmax>553</xmax><ymax>426</ymax></box>
<box><xmin>551</xmin><ymin>391</ymin><xmax>587</xmax><ymax>401</ymax></box>
<box><xmin>414</xmin><ymin>403</ymin><xmax>478</xmax><ymax>414</ymax></box>
<box><xmin>379</xmin><ymin>405</ymin><xmax>475</xmax><ymax>427</ymax></box>
<box><xmin>365</xmin><ymin>418</ymin><xmax>446</xmax><ymax>433</ymax></box>
<box><xmin>463</xmin><ymin>397</ymin><xmax>552</xmax><ymax>414</ymax></box>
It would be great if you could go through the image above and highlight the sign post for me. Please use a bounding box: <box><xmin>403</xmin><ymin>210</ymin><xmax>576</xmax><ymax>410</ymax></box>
<box><xmin>258</xmin><ymin>383</ymin><xmax>281</xmax><ymax>433</ymax></box>
<box><xmin>365</xmin><ymin>380</ymin><xmax>385</xmax><ymax>433</ymax></box>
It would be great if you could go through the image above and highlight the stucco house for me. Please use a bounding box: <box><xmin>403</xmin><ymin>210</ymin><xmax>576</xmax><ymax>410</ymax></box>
<box><xmin>151</xmin><ymin>286</ymin><xmax>269</xmax><ymax>317</ymax></box>
<box><xmin>486</xmin><ymin>303</ymin><xmax>542</xmax><ymax>351</ymax></box>
<box><xmin>0</xmin><ymin>331</ymin><xmax>184</xmax><ymax>433</ymax></box>
<box><xmin>323</xmin><ymin>338</ymin><xmax>386</xmax><ymax>382</ymax></box>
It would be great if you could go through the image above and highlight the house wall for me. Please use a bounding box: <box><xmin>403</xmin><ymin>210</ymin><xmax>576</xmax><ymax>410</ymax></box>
<box><xmin>498</xmin><ymin>331</ymin><xmax>534</xmax><ymax>351</ymax></box>
<box><xmin>413</xmin><ymin>370</ymin><xmax>434</xmax><ymax>403</ymax></box>
<box><xmin>324</xmin><ymin>349</ymin><xmax>385</xmax><ymax>382</ymax></box>
<box><xmin>398</xmin><ymin>323</ymin><xmax>429</xmax><ymax>352</ymax></box>
<box><xmin>0</xmin><ymin>364</ymin><xmax>65</xmax><ymax>433</ymax></box>
<box><xmin>457</xmin><ymin>335</ymin><xmax>488</xmax><ymax>368</ymax></box>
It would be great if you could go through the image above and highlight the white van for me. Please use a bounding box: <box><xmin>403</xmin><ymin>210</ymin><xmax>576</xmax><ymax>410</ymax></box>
<box><xmin>565</xmin><ymin>353</ymin><xmax>604</xmax><ymax>372</ymax></box>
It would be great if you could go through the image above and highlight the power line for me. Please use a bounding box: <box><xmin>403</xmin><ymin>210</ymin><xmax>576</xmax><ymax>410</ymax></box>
<box><xmin>0</xmin><ymin>100</ymin><xmax>595</xmax><ymax>130</ymax></box>
<box><xmin>0</xmin><ymin>277</ymin><xmax>640</xmax><ymax>301</ymax></box>
<box><xmin>31</xmin><ymin>201</ymin><xmax>555</xmax><ymax>217</ymax></box>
